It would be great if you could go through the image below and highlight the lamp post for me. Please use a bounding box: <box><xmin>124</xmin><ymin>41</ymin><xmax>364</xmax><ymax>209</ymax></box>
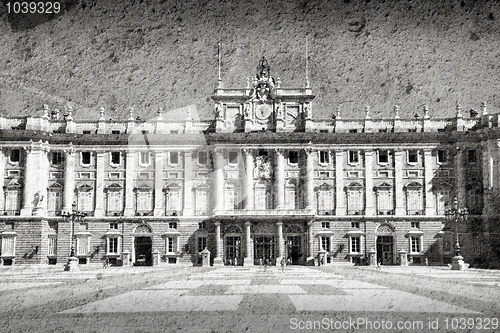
<box><xmin>444</xmin><ymin>197</ymin><xmax>468</xmax><ymax>270</ymax></box>
<box><xmin>62</xmin><ymin>202</ymin><xmax>86</xmax><ymax>271</ymax></box>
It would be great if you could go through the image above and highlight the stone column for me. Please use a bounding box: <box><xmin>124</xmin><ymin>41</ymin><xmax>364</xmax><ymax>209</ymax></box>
<box><xmin>394</xmin><ymin>149</ymin><xmax>404</xmax><ymax>215</ymax></box>
<box><xmin>275</xmin><ymin>149</ymin><xmax>285</xmax><ymax>209</ymax></box>
<box><xmin>424</xmin><ymin>148</ymin><xmax>435</xmax><ymax>215</ymax></box>
<box><xmin>244</xmin><ymin>221</ymin><xmax>253</xmax><ymax>266</ymax></box>
<box><xmin>154</xmin><ymin>151</ymin><xmax>164</xmax><ymax>216</ymax></box>
<box><xmin>63</xmin><ymin>148</ymin><xmax>76</xmax><ymax>212</ymax></box>
<box><xmin>94</xmin><ymin>152</ymin><xmax>105</xmax><ymax>217</ymax></box>
<box><xmin>213</xmin><ymin>222</ymin><xmax>223</xmax><ymax>266</ymax></box>
<box><xmin>307</xmin><ymin>221</ymin><xmax>314</xmax><ymax>264</ymax></box>
<box><xmin>21</xmin><ymin>146</ymin><xmax>36</xmax><ymax>216</ymax></box>
<box><xmin>183</xmin><ymin>151</ymin><xmax>193</xmax><ymax>216</ymax></box>
<box><xmin>243</xmin><ymin>149</ymin><xmax>254</xmax><ymax>210</ymax></box>
<box><xmin>335</xmin><ymin>149</ymin><xmax>345</xmax><ymax>215</ymax></box>
<box><xmin>124</xmin><ymin>151</ymin><xmax>135</xmax><ymax>216</ymax></box>
<box><xmin>213</xmin><ymin>148</ymin><xmax>225</xmax><ymax>212</ymax></box>
<box><xmin>364</xmin><ymin>149</ymin><xmax>374</xmax><ymax>216</ymax></box>
<box><xmin>276</xmin><ymin>221</ymin><xmax>284</xmax><ymax>265</ymax></box>
<box><xmin>304</xmin><ymin>148</ymin><xmax>315</xmax><ymax>210</ymax></box>
<box><xmin>0</xmin><ymin>149</ymin><xmax>5</xmax><ymax>211</ymax></box>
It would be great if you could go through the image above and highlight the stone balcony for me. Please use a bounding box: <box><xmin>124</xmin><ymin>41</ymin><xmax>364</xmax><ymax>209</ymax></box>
<box><xmin>213</xmin><ymin>208</ymin><xmax>315</xmax><ymax>217</ymax></box>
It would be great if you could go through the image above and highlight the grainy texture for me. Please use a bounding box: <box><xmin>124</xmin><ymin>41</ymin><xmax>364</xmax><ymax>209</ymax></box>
<box><xmin>0</xmin><ymin>0</ymin><xmax>499</xmax><ymax>120</ymax></box>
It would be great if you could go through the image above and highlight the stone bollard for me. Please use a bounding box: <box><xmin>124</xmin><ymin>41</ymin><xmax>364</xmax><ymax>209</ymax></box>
<box><xmin>368</xmin><ymin>248</ymin><xmax>377</xmax><ymax>266</ymax></box>
<box><xmin>122</xmin><ymin>250</ymin><xmax>131</xmax><ymax>267</ymax></box>
<box><xmin>399</xmin><ymin>248</ymin><xmax>408</xmax><ymax>266</ymax></box>
<box><xmin>153</xmin><ymin>250</ymin><xmax>161</xmax><ymax>266</ymax></box>
<box><xmin>201</xmin><ymin>247</ymin><xmax>211</xmax><ymax>267</ymax></box>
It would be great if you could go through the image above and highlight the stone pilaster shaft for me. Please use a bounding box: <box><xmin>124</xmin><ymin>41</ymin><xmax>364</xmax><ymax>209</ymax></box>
<box><xmin>63</xmin><ymin>150</ymin><xmax>75</xmax><ymax>212</ymax></box>
<box><xmin>183</xmin><ymin>151</ymin><xmax>193</xmax><ymax>215</ymax></box>
<box><xmin>154</xmin><ymin>152</ymin><xmax>164</xmax><ymax>216</ymax></box>
<box><xmin>394</xmin><ymin>150</ymin><xmax>404</xmax><ymax>215</ymax></box>
<box><xmin>275</xmin><ymin>149</ymin><xmax>285</xmax><ymax>209</ymax></box>
<box><xmin>94</xmin><ymin>152</ymin><xmax>105</xmax><ymax>217</ymax></box>
<box><xmin>243</xmin><ymin>149</ymin><xmax>254</xmax><ymax>210</ymax></box>
<box><xmin>335</xmin><ymin>150</ymin><xmax>345</xmax><ymax>215</ymax></box>
<box><xmin>124</xmin><ymin>151</ymin><xmax>135</xmax><ymax>216</ymax></box>
<box><xmin>424</xmin><ymin>149</ymin><xmax>434</xmax><ymax>215</ymax></box>
<box><xmin>364</xmin><ymin>150</ymin><xmax>374</xmax><ymax>215</ymax></box>
<box><xmin>305</xmin><ymin>149</ymin><xmax>315</xmax><ymax>209</ymax></box>
<box><xmin>214</xmin><ymin>149</ymin><xmax>225</xmax><ymax>211</ymax></box>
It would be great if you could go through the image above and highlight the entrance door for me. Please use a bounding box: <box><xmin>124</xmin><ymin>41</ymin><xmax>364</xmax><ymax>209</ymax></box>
<box><xmin>253</xmin><ymin>235</ymin><xmax>275</xmax><ymax>265</ymax></box>
<box><xmin>134</xmin><ymin>236</ymin><xmax>152</xmax><ymax>266</ymax></box>
<box><xmin>376</xmin><ymin>236</ymin><xmax>394</xmax><ymax>265</ymax></box>
<box><xmin>225</xmin><ymin>236</ymin><xmax>242</xmax><ymax>266</ymax></box>
<box><xmin>286</xmin><ymin>235</ymin><xmax>302</xmax><ymax>265</ymax></box>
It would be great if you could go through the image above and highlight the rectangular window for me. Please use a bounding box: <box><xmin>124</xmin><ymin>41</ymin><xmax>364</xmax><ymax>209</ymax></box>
<box><xmin>81</xmin><ymin>152</ymin><xmax>91</xmax><ymax>165</ymax></box>
<box><xmin>349</xmin><ymin>129</ymin><xmax>358</xmax><ymax>133</ymax></box>
<box><xmin>351</xmin><ymin>222</ymin><xmax>360</xmax><ymax>229</ymax></box>
<box><xmin>110</xmin><ymin>152</ymin><xmax>121</xmax><ymax>165</ymax></box>
<box><xmin>76</xmin><ymin>236</ymin><xmax>90</xmax><ymax>256</ymax></box>
<box><xmin>140</xmin><ymin>152</ymin><xmax>150</xmax><ymax>165</ymax></box>
<box><xmin>165</xmin><ymin>191</ymin><xmax>181</xmax><ymax>214</ymax></box>
<box><xmin>411</xmin><ymin>222</ymin><xmax>420</xmax><ymax>228</ymax></box>
<box><xmin>411</xmin><ymin>236</ymin><xmax>421</xmax><ymax>253</ymax></box>
<box><xmin>167</xmin><ymin>237</ymin><xmax>175</xmax><ymax>253</ymax></box>
<box><xmin>407</xmin><ymin>150</ymin><xmax>418</xmax><ymax>164</ymax></box>
<box><xmin>321</xmin><ymin>222</ymin><xmax>330</xmax><ymax>229</ymax></box>
<box><xmin>169</xmin><ymin>222</ymin><xmax>177</xmax><ymax>229</ymax></box>
<box><xmin>407</xmin><ymin>170</ymin><xmax>419</xmax><ymax>178</ymax></box>
<box><xmin>79</xmin><ymin>172</ymin><xmax>92</xmax><ymax>179</ymax></box>
<box><xmin>347</xmin><ymin>189</ymin><xmax>363</xmax><ymax>215</ymax></box>
<box><xmin>288</xmin><ymin>151</ymin><xmax>299</xmax><ymax>164</ymax></box>
<box><xmin>7</xmin><ymin>170</ymin><xmax>20</xmax><ymax>178</ymax></box>
<box><xmin>225</xmin><ymin>187</ymin><xmax>236</xmax><ymax>210</ymax></box>
<box><xmin>108</xmin><ymin>237</ymin><xmax>119</xmax><ymax>254</ymax></box>
<box><xmin>407</xmin><ymin>190</ymin><xmax>423</xmax><ymax>215</ymax></box>
<box><xmin>254</xmin><ymin>187</ymin><xmax>271</xmax><ymax>210</ymax></box>
<box><xmin>437</xmin><ymin>150</ymin><xmax>449</xmax><ymax>164</ymax></box>
<box><xmin>318</xmin><ymin>171</ymin><xmax>330</xmax><ymax>178</ymax></box>
<box><xmin>348</xmin><ymin>151</ymin><xmax>359</xmax><ymax>164</ymax></box>
<box><xmin>377</xmin><ymin>190</ymin><xmax>393</xmax><ymax>214</ymax></box>
<box><xmin>9</xmin><ymin>149</ymin><xmax>20</xmax><ymax>163</ymax></box>
<box><xmin>467</xmin><ymin>149</ymin><xmax>477</xmax><ymax>163</ymax></box>
<box><xmin>348</xmin><ymin>171</ymin><xmax>360</xmax><ymax>178</ymax></box>
<box><xmin>319</xmin><ymin>151</ymin><xmax>330</xmax><ymax>164</ymax></box>
<box><xmin>351</xmin><ymin>237</ymin><xmax>361</xmax><ymax>253</ymax></box>
<box><xmin>107</xmin><ymin>192</ymin><xmax>123</xmax><ymax>213</ymax></box>
<box><xmin>320</xmin><ymin>236</ymin><xmax>331</xmax><ymax>252</ymax></box>
<box><xmin>77</xmin><ymin>192</ymin><xmax>93</xmax><ymax>213</ymax></box>
<box><xmin>170</xmin><ymin>152</ymin><xmax>179</xmax><ymax>165</ymax></box>
<box><xmin>51</xmin><ymin>152</ymin><xmax>64</xmax><ymax>165</ymax></box>
<box><xmin>5</xmin><ymin>190</ymin><xmax>20</xmax><ymax>212</ymax></box>
<box><xmin>378</xmin><ymin>150</ymin><xmax>389</xmax><ymax>164</ymax></box>
<box><xmin>378</xmin><ymin>171</ymin><xmax>390</xmax><ymax>178</ymax></box>
<box><xmin>136</xmin><ymin>192</ymin><xmax>152</xmax><ymax>212</ymax></box>
<box><xmin>317</xmin><ymin>190</ymin><xmax>333</xmax><ymax>214</ymax></box>
<box><xmin>436</xmin><ymin>189</ymin><xmax>450</xmax><ymax>215</ymax></box>
<box><xmin>195</xmin><ymin>191</ymin><xmax>208</xmax><ymax>215</ymax></box>
<box><xmin>198</xmin><ymin>151</ymin><xmax>208</xmax><ymax>165</ymax></box>
<box><xmin>197</xmin><ymin>237</ymin><xmax>207</xmax><ymax>252</ymax></box>
<box><xmin>138</xmin><ymin>172</ymin><xmax>149</xmax><ymax>179</ymax></box>
<box><xmin>228</xmin><ymin>151</ymin><xmax>238</xmax><ymax>165</ymax></box>
<box><xmin>110</xmin><ymin>222</ymin><xmax>119</xmax><ymax>229</ymax></box>
<box><xmin>48</xmin><ymin>236</ymin><xmax>57</xmax><ymax>256</ymax></box>
<box><xmin>112</xmin><ymin>130</ymin><xmax>120</xmax><ymax>134</ymax></box>
<box><xmin>1</xmin><ymin>236</ymin><xmax>16</xmax><ymax>256</ymax></box>
<box><xmin>48</xmin><ymin>191</ymin><xmax>62</xmax><ymax>215</ymax></box>
<box><xmin>285</xmin><ymin>187</ymin><xmax>296</xmax><ymax>210</ymax></box>
<box><xmin>82</xmin><ymin>130</ymin><xmax>92</xmax><ymax>134</ymax></box>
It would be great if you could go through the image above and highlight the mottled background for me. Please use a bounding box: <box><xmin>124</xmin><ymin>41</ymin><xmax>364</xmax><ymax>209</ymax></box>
<box><xmin>0</xmin><ymin>0</ymin><xmax>499</xmax><ymax>120</ymax></box>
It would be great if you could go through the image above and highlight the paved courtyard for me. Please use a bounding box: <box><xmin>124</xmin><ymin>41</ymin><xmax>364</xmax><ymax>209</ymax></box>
<box><xmin>0</xmin><ymin>265</ymin><xmax>499</xmax><ymax>332</ymax></box>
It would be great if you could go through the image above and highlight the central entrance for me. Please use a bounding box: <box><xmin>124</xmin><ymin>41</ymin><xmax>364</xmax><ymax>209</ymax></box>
<box><xmin>134</xmin><ymin>236</ymin><xmax>152</xmax><ymax>266</ymax></box>
<box><xmin>376</xmin><ymin>236</ymin><xmax>394</xmax><ymax>265</ymax></box>
<box><xmin>225</xmin><ymin>236</ymin><xmax>242</xmax><ymax>266</ymax></box>
<box><xmin>254</xmin><ymin>235</ymin><xmax>275</xmax><ymax>264</ymax></box>
<box><xmin>286</xmin><ymin>235</ymin><xmax>302</xmax><ymax>265</ymax></box>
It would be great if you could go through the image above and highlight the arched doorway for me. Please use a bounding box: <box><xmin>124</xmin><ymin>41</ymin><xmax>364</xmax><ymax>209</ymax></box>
<box><xmin>133</xmin><ymin>224</ymin><xmax>153</xmax><ymax>266</ymax></box>
<box><xmin>285</xmin><ymin>224</ymin><xmax>304</xmax><ymax>265</ymax></box>
<box><xmin>224</xmin><ymin>224</ymin><xmax>243</xmax><ymax>266</ymax></box>
<box><xmin>376</xmin><ymin>224</ymin><xmax>395</xmax><ymax>265</ymax></box>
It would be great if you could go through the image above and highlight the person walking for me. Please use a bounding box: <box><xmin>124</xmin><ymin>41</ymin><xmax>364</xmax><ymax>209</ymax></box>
<box><xmin>280</xmin><ymin>257</ymin><xmax>285</xmax><ymax>272</ymax></box>
<box><xmin>264</xmin><ymin>257</ymin><xmax>268</xmax><ymax>272</ymax></box>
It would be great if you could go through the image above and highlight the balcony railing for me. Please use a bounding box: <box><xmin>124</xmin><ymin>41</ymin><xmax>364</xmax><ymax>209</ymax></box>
<box><xmin>317</xmin><ymin>210</ymin><xmax>335</xmax><ymax>216</ymax></box>
<box><xmin>347</xmin><ymin>210</ymin><xmax>364</xmax><ymax>216</ymax></box>
<box><xmin>407</xmin><ymin>210</ymin><xmax>424</xmax><ymax>215</ymax></box>
<box><xmin>1</xmin><ymin>210</ymin><xmax>20</xmax><ymax>216</ymax></box>
<box><xmin>106</xmin><ymin>211</ymin><xmax>123</xmax><ymax>217</ymax></box>
<box><xmin>135</xmin><ymin>210</ymin><xmax>153</xmax><ymax>217</ymax></box>
<box><xmin>214</xmin><ymin>209</ymin><xmax>315</xmax><ymax>216</ymax></box>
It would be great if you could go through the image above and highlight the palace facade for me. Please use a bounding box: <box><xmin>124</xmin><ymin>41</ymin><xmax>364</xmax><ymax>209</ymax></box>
<box><xmin>1</xmin><ymin>58</ymin><xmax>499</xmax><ymax>268</ymax></box>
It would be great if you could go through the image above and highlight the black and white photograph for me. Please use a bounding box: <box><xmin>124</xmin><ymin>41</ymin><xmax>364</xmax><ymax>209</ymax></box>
<box><xmin>0</xmin><ymin>0</ymin><xmax>499</xmax><ymax>332</ymax></box>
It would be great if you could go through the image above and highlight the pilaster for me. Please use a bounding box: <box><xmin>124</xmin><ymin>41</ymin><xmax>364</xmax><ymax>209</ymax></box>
<box><xmin>424</xmin><ymin>148</ymin><xmax>435</xmax><ymax>215</ymax></box>
<box><xmin>94</xmin><ymin>152</ymin><xmax>105</xmax><ymax>217</ymax></box>
<box><xmin>124</xmin><ymin>151</ymin><xmax>135</xmax><ymax>216</ymax></box>
<box><xmin>394</xmin><ymin>149</ymin><xmax>404</xmax><ymax>215</ymax></box>
<box><xmin>243</xmin><ymin>149</ymin><xmax>254</xmax><ymax>210</ymax></box>
<box><xmin>154</xmin><ymin>151</ymin><xmax>164</xmax><ymax>216</ymax></box>
<box><xmin>243</xmin><ymin>221</ymin><xmax>253</xmax><ymax>266</ymax></box>
<box><xmin>182</xmin><ymin>151</ymin><xmax>193</xmax><ymax>216</ymax></box>
<box><xmin>304</xmin><ymin>148</ymin><xmax>315</xmax><ymax>210</ymax></box>
<box><xmin>455</xmin><ymin>148</ymin><xmax>466</xmax><ymax>211</ymax></box>
<box><xmin>213</xmin><ymin>148</ymin><xmax>225</xmax><ymax>212</ymax></box>
<box><xmin>364</xmin><ymin>149</ymin><xmax>375</xmax><ymax>216</ymax></box>
<box><xmin>335</xmin><ymin>149</ymin><xmax>345</xmax><ymax>215</ymax></box>
<box><xmin>21</xmin><ymin>141</ymin><xmax>50</xmax><ymax>216</ymax></box>
<box><xmin>0</xmin><ymin>149</ymin><xmax>5</xmax><ymax>211</ymax></box>
<box><xmin>63</xmin><ymin>148</ymin><xmax>75</xmax><ymax>212</ymax></box>
<box><xmin>274</xmin><ymin>148</ymin><xmax>285</xmax><ymax>209</ymax></box>
<box><xmin>213</xmin><ymin>222</ymin><xmax>223</xmax><ymax>266</ymax></box>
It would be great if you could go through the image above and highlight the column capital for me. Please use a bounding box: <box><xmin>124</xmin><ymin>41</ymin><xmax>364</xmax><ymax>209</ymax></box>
<box><xmin>423</xmin><ymin>148</ymin><xmax>433</xmax><ymax>154</ymax></box>
<box><xmin>214</xmin><ymin>221</ymin><xmax>221</xmax><ymax>227</ymax></box>
<box><xmin>213</xmin><ymin>148</ymin><xmax>225</xmax><ymax>156</ymax></box>
<box><xmin>273</xmin><ymin>148</ymin><xmax>285</xmax><ymax>156</ymax></box>
<box><xmin>304</xmin><ymin>147</ymin><xmax>315</xmax><ymax>156</ymax></box>
<box><xmin>244</xmin><ymin>221</ymin><xmax>252</xmax><ymax>227</ymax></box>
<box><xmin>242</xmin><ymin>148</ymin><xmax>253</xmax><ymax>156</ymax></box>
<box><xmin>64</xmin><ymin>147</ymin><xmax>76</xmax><ymax>156</ymax></box>
<box><xmin>334</xmin><ymin>148</ymin><xmax>344</xmax><ymax>155</ymax></box>
<box><xmin>393</xmin><ymin>148</ymin><xmax>403</xmax><ymax>155</ymax></box>
<box><xmin>364</xmin><ymin>149</ymin><xmax>374</xmax><ymax>155</ymax></box>
<box><xmin>276</xmin><ymin>221</ymin><xmax>283</xmax><ymax>227</ymax></box>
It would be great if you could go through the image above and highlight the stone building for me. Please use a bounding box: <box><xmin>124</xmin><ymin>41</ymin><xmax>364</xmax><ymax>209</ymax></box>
<box><xmin>0</xmin><ymin>58</ymin><xmax>499</xmax><ymax>268</ymax></box>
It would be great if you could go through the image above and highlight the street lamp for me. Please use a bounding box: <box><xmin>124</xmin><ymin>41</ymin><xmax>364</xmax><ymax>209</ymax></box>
<box><xmin>444</xmin><ymin>197</ymin><xmax>468</xmax><ymax>270</ymax></box>
<box><xmin>61</xmin><ymin>202</ymin><xmax>86</xmax><ymax>271</ymax></box>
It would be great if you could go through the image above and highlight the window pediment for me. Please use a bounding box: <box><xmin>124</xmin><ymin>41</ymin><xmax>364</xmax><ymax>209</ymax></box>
<box><xmin>405</xmin><ymin>182</ymin><xmax>422</xmax><ymax>190</ymax></box>
<box><xmin>106</xmin><ymin>183</ymin><xmax>123</xmax><ymax>192</ymax></box>
<box><xmin>315</xmin><ymin>183</ymin><xmax>333</xmax><ymax>191</ymax></box>
<box><xmin>134</xmin><ymin>184</ymin><xmax>152</xmax><ymax>192</ymax></box>
<box><xmin>4</xmin><ymin>179</ymin><xmax>22</xmax><ymax>189</ymax></box>
<box><xmin>48</xmin><ymin>182</ymin><xmax>63</xmax><ymax>191</ymax></box>
<box><xmin>163</xmin><ymin>183</ymin><xmax>181</xmax><ymax>192</ymax></box>
<box><xmin>76</xmin><ymin>184</ymin><xmax>93</xmax><ymax>192</ymax></box>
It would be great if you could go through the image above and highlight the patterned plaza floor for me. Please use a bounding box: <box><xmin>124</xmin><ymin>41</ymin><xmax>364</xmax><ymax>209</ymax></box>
<box><xmin>59</xmin><ymin>266</ymin><xmax>480</xmax><ymax>315</ymax></box>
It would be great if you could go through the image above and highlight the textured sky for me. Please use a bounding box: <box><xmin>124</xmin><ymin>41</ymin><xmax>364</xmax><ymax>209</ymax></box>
<box><xmin>0</xmin><ymin>0</ymin><xmax>499</xmax><ymax>121</ymax></box>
